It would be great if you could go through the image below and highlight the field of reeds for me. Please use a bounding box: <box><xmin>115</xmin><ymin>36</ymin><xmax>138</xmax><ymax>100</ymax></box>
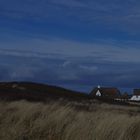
<box><xmin>0</xmin><ymin>99</ymin><xmax>140</xmax><ymax>140</ymax></box>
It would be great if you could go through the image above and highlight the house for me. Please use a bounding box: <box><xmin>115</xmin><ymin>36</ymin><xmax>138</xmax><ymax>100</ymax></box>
<box><xmin>90</xmin><ymin>85</ymin><xmax>121</xmax><ymax>99</ymax></box>
<box><xmin>130</xmin><ymin>89</ymin><xmax>140</xmax><ymax>101</ymax></box>
<box><xmin>121</xmin><ymin>92</ymin><xmax>130</xmax><ymax>100</ymax></box>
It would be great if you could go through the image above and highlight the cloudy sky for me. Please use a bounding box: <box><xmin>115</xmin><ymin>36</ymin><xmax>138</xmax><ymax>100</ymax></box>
<box><xmin>0</xmin><ymin>0</ymin><xmax>140</xmax><ymax>93</ymax></box>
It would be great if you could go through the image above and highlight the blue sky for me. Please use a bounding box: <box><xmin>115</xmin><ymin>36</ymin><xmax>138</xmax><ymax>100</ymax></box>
<box><xmin>1</xmin><ymin>0</ymin><xmax>140</xmax><ymax>93</ymax></box>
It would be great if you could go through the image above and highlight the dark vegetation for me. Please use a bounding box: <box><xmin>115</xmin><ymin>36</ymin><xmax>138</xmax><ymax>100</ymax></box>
<box><xmin>0</xmin><ymin>82</ymin><xmax>89</xmax><ymax>101</ymax></box>
<box><xmin>0</xmin><ymin>82</ymin><xmax>140</xmax><ymax>140</ymax></box>
<box><xmin>0</xmin><ymin>81</ymin><xmax>134</xmax><ymax>106</ymax></box>
<box><xmin>0</xmin><ymin>99</ymin><xmax>140</xmax><ymax>140</ymax></box>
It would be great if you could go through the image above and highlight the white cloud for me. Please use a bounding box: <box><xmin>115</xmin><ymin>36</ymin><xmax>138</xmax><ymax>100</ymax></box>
<box><xmin>62</xmin><ymin>61</ymin><xmax>72</xmax><ymax>68</ymax></box>
<box><xmin>1</xmin><ymin>36</ymin><xmax>140</xmax><ymax>63</ymax></box>
<box><xmin>79</xmin><ymin>65</ymin><xmax>98</xmax><ymax>72</ymax></box>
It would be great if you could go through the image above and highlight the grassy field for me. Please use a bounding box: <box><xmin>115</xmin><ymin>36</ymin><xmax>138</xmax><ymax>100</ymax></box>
<box><xmin>0</xmin><ymin>99</ymin><xmax>140</xmax><ymax>140</ymax></box>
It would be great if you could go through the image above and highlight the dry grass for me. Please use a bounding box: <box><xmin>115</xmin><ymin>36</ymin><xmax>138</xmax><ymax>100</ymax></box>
<box><xmin>0</xmin><ymin>99</ymin><xmax>140</xmax><ymax>140</ymax></box>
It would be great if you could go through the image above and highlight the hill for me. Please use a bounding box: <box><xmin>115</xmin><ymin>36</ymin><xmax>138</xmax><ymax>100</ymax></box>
<box><xmin>0</xmin><ymin>82</ymin><xmax>89</xmax><ymax>101</ymax></box>
<box><xmin>0</xmin><ymin>82</ymin><xmax>134</xmax><ymax>106</ymax></box>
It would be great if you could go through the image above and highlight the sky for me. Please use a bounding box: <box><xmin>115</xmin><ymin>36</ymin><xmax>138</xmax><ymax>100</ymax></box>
<box><xmin>0</xmin><ymin>0</ymin><xmax>140</xmax><ymax>93</ymax></box>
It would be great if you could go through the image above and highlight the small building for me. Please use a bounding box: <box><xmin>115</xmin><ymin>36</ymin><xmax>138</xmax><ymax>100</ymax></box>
<box><xmin>121</xmin><ymin>92</ymin><xmax>130</xmax><ymax>100</ymax></box>
<box><xmin>130</xmin><ymin>89</ymin><xmax>140</xmax><ymax>101</ymax></box>
<box><xmin>90</xmin><ymin>85</ymin><xmax>121</xmax><ymax>99</ymax></box>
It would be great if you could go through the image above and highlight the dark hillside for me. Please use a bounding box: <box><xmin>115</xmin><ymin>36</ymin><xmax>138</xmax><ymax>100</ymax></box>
<box><xmin>0</xmin><ymin>82</ymin><xmax>89</xmax><ymax>101</ymax></box>
<box><xmin>0</xmin><ymin>82</ymin><xmax>136</xmax><ymax>106</ymax></box>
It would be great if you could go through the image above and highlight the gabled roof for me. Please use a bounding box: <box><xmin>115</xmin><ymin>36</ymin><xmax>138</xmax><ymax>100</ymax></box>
<box><xmin>90</xmin><ymin>87</ymin><xmax>121</xmax><ymax>98</ymax></box>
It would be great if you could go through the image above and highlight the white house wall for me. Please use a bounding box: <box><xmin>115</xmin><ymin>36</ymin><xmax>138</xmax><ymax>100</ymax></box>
<box><xmin>130</xmin><ymin>95</ymin><xmax>140</xmax><ymax>101</ymax></box>
<box><xmin>96</xmin><ymin>90</ymin><xmax>101</xmax><ymax>96</ymax></box>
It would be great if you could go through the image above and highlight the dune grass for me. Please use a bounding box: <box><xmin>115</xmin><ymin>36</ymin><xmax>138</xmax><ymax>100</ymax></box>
<box><xmin>0</xmin><ymin>99</ymin><xmax>140</xmax><ymax>140</ymax></box>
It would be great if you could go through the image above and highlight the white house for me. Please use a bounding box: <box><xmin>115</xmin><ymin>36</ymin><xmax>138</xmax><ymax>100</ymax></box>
<box><xmin>130</xmin><ymin>95</ymin><xmax>140</xmax><ymax>101</ymax></box>
<box><xmin>90</xmin><ymin>85</ymin><xmax>121</xmax><ymax>99</ymax></box>
<box><xmin>130</xmin><ymin>89</ymin><xmax>140</xmax><ymax>101</ymax></box>
<box><xmin>95</xmin><ymin>90</ymin><xmax>102</xmax><ymax>96</ymax></box>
